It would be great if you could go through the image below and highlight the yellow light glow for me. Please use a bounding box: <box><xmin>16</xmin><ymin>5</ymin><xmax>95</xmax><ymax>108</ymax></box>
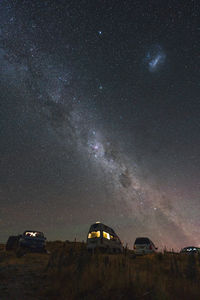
<box><xmin>25</xmin><ymin>231</ymin><xmax>38</xmax><ymax>237</ymax></box>
<box><xmin>88</xmin><ymin>231</ymin><xmax>100</xmax><ymax>238</ymax></box>
<box><xmin>103</xmin><ymin>231</ymin><xmax>110</xmax><ymax>240</ymax></box>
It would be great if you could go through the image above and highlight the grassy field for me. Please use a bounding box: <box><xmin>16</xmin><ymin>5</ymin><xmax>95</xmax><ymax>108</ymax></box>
<box><xmin>0</xmin><ymin>241</ymin><xmax>200</xmax><ymax>299</ymax></box>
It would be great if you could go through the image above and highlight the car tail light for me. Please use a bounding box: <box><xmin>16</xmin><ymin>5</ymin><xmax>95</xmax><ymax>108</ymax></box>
<box><xmin>149</xmin><ymin>244</ymin><xmax>152</xmax><ymax>250</ymax></box>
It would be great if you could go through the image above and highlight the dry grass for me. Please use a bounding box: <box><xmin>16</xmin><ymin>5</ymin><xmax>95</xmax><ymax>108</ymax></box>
<box><xmin>1</xmin><ymin>241</ymin><xmax>200</xmax><ymax>299</ymax></box>
<box><xmin>42</xmin><ymin>242</ymin><xmax>200</xmax><ymax>300</ymax></box>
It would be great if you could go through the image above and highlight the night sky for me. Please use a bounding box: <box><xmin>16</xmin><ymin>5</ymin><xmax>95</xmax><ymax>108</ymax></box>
<box><xmin>0</xmin><ymin>0</ymin><xmax>200</xmax><ymax>249</ymax></box>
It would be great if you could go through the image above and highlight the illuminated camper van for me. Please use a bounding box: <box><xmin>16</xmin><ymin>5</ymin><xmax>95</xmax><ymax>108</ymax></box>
<box><xmin>87</xmin><ymin>222</ymin><xmax>123</xmax><ymax>253</ymax></box>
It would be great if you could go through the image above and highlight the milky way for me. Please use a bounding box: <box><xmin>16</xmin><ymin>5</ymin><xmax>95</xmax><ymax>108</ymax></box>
<box><xmin>0</xmin><ymin>1</ymin><xmax>200</xmax><ymax>250</ymax></box>
<box><xmin>70</xmin><ymin>108</ymin><xmax>199</xmax><ymax>249</ymax></box>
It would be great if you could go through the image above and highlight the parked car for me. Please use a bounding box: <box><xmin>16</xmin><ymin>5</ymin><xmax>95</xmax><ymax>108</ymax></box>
<box><xmin>180</xmin><ymin>246</ymin><xmax>200</xmax><ymax>254</ymax></box>
<box><xmin>133</xmin><ymin>237</ymin><xmax>157</xmax><ymax>255</ymax></box>
<box><xmin>19</xmin><ymin>230</ymin><xmax>46</xmax><ymax>253</ymax></box>
<box><xmin>6</xmin><ymin>235</ymin><xmax>21</xmax><ymax>251</ymax></box>
<box><xmin>87</xmin><ymin>222</ymin><xmax>123</xmax><ymax>253</ymax></box>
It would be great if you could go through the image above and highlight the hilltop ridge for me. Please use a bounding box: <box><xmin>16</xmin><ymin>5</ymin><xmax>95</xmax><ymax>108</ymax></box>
<box><xmin>0</xmin><ymin>241</ymin><xmax>200</xmax><ymax>299</ymax></box>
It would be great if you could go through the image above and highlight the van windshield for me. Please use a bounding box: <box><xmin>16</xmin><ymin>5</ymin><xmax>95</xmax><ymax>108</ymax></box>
<box><xmin>88</xmin><ymin>231</ymin><xmax>100</xmax><ymax>239</ymax></box>
<box><xmin>135</xmin><ymin>238</ymin><xmax>150</xmax><ymax>244</ymax></box>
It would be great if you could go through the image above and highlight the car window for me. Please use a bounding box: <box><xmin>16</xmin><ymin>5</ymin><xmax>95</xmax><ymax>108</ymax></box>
<box><xmin>135</xmin><ymin>238</ymin><xmax>150</xmax><ymax>244</ymax></box>
<box><xmin>24</xmin><ymin>231</ymin><xmax>44</xmax><ymax>238</ymax></box>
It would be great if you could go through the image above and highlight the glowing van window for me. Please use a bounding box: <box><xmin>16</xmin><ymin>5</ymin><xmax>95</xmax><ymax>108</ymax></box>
<box><xmin>103</xmin><ymin>231</ymin><xmax>110</xmax><ymax>240</ymax></box>
<box><xmin>88</xmin><ymin>231</ymin><xmax>100</xmax><ymax>239</ymax></box>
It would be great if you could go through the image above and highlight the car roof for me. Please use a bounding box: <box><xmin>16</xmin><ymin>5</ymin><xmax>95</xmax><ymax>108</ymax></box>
<box><xmin>135</xmin><ymin>237</ymin><xmax>151</xmax><ymax>241</ymax></box>
<box><xmin>23</xmin><ymin>230</ymin><xmax>43</xmax><ymax>233</ymax></box>
<box><xmin>182</xmin><ymin>246</ymin><xmax>198</xmax><ymax>249</ymax></box>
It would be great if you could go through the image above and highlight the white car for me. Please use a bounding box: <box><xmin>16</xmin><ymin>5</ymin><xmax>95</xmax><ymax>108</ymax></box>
<box><xmin>133</xmin><ymin>237</ymin><xmax>157</xmax><ymax>255</ymax></box>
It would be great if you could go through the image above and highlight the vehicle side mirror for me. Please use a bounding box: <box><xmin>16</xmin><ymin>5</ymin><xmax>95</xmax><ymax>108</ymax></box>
<box><xmin>156</xmin><ymin>247</ymin><xmax>158</xmax><ymax>250</ymax></box>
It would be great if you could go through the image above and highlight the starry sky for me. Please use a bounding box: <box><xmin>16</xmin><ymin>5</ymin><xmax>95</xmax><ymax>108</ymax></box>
<box><xmin>0</xmin><ymin>0</ymin><xmax>200</xmax><ymax>250</ymax></box>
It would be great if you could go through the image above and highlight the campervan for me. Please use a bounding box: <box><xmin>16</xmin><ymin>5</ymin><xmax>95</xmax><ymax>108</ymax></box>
<box><xmin>87</xmin><ymin>222</ymin><xmax>123</xmax><ymax>253</ymax></box>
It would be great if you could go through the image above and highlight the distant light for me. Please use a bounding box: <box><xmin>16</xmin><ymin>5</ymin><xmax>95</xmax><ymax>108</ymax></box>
<box><xmin>98</xmin><ymin>31</ymin><xmax>102</xmax><ymax>35</ymax></box>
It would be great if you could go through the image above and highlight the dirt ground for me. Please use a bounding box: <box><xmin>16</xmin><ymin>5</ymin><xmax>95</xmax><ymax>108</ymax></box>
<box><xmin>0</xmin><ymin>244</ymin><xmax>49</xmax><ymax>300</ymax></box>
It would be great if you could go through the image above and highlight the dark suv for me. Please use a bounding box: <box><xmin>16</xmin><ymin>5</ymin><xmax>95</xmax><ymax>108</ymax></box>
<box><xmin>180</xmin><ymin>246</ymin><xmax>200</xmax><ymax>254</ymax></box>
<box><xmin>19</xmin><ymin>231</ymin><xmax>46</xmax><ymax>252</ymax></box>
